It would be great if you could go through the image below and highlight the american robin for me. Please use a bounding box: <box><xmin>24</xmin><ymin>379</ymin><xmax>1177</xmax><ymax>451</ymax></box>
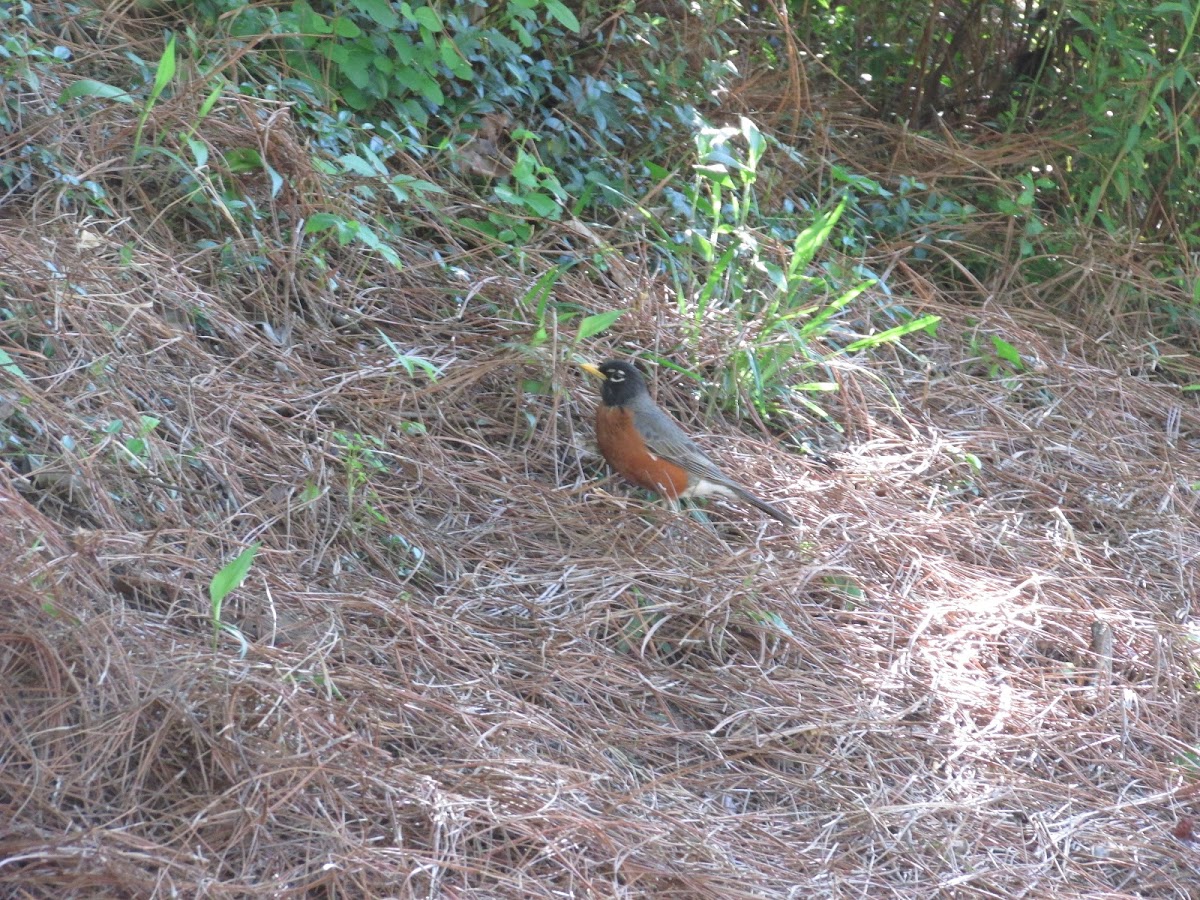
<box><xmin>580</xmin><ymin>360</ymin><xmax>798</xmax><ymax>526</ymax></box>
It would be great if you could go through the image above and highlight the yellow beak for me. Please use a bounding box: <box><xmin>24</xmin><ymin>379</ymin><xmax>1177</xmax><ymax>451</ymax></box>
<box><xmin>579</xmin><ymin>363</ymin><xmax>604</xmax><ymax>380</ymax></box>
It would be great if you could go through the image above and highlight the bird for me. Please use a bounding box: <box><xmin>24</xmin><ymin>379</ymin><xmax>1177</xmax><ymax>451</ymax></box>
<box><xmin>580</xmin><ymin>360</ymin><xmax>798</xmax><ymax>526</ymax></box>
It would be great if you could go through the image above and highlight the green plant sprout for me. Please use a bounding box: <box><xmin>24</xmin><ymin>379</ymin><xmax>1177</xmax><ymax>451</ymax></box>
<box><xmin>209</xmin><ymin>541</ymin><xmax>259</xmax><ymax>652</ymax></box>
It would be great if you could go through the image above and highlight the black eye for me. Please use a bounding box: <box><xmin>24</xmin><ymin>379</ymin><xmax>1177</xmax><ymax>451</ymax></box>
<box><xmin>609</xmin><ymin>371</ymin><xmax>624</xmax><ymax>382</ymax></box>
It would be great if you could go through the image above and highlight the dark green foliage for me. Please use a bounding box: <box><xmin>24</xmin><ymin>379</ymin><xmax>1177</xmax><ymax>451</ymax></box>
<box><xmin>191</xmin><ymin>0</ymin><xmax>729</xmax><ymax>213</ymax></box>
<box><xmin>794</xmin><ymin>0</ymin><xmax>1200</xmax><ymax>250</ymax></box>
<box><xmin>4</xmin><ymin>0</ymin><xmax>1198</xmax><ymax>340</ymax></box>
<box><xmin>1059</xmin><ymin>4</ymin><xmax>1200</xmax><ymax>239</ymax></box>
<box><xmin>0</xmin><ymin>2</ymin><xmax>75</xmax><ymax>196</ymax></box>
<box><xmin>785</xmin><ymin>0</ymin><xmax>1051</xmax><ymax>124</ymax></box>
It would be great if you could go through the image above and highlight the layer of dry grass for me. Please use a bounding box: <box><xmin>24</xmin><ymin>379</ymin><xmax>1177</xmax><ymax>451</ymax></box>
<box><xmin>3</xmin><ymin>4</ymin><xmax>1200</xmax><ymax>896</ymax></box>
<box><xmin>3</xmin><ymin>207</ymin><xmax>1199</xmax><ymax>897</ymax></box>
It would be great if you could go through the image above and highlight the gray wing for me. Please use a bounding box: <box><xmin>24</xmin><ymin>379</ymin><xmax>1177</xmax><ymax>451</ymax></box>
<box><xmin>630</xmin><ymin>398</ymin><xmax>732</xmax><ymax>486</ymax></box>
<box><xmin>632</xmin><ymin>396</ymin><xmax>798</xmax><ymax>525</ymax></box>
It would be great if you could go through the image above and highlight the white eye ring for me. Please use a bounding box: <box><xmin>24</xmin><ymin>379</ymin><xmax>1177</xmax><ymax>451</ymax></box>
<box><xmin>608</xmin><ymin>370</ymin><xmax>625</xmax><ymax>382</ymax></box>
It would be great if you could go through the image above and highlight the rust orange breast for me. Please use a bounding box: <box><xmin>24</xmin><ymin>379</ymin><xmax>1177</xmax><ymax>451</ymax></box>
<box><xmin>595</xmin><ymin>405</ymin><xmax>690</xmax><ymax>500</ymax></box>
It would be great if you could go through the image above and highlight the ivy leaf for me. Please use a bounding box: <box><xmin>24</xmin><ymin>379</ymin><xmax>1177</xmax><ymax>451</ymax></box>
<box><xmin>305</xmin><ymin>212</ymin><xmax>343</xmax><ymax>234</ymax></box>
<box><xmin>439</xmin><ymin>37</ymin><xmax>473</xmax><ymax>80</ymax></box>
<box><xmin>413</xmin><ymin>6</ymin><xmax>443</xmax><ymax>31</ymax></box>
<box><xmin>543</xmin><ymin>0</ymin><xmax>580</xmax><ymax>32</ymax></box>
<box><xmin>352</xmin><ymin>0</ymin><xmax>398</xmax><ymax>28</ymax></box>
<box><xmin>521</xmin><ymin>191</ymin><xmax>560</xmax><ymax>218</ymax></box>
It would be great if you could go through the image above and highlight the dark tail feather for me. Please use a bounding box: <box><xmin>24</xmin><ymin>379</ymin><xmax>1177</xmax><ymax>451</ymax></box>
<box><xmin>731</xmin><ymin>484</ymin><xmax>798</xmax><ymax>527</ymax></box>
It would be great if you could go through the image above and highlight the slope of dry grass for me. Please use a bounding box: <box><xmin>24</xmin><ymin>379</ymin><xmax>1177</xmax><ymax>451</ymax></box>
<box><xmin>2</xmin><ymin>4</ymin><xmax>1200</xmax><ymax>895</ymax></box>
<box><xmin>2</xmin><ymin>206</ymin><xmax>1199</xmax><ymax>897</ymax></box>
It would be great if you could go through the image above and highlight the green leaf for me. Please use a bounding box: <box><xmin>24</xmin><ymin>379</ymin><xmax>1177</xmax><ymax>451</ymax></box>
<box><xmin>210</xmin><ymin>542</ymin><xmax>261</xmax><ymax>616</ymax></box>
<box><xmin>511</xmin><ymin>151</ymin><xmax>537</xmax><ymax>187</ymax></box>
<box><xmin>342</xmin><ymin>85</ymin><xmax>370</xmax><ymax>111</ymax></box>
<box><xmin>1121</xmin><ymin>124</ymin><xmax>1142</xmax><ymax>154</ymax></box>
<box><xmin>577</xmin><ymin>309</ymin><xmax>624</xmax><ymax>340</ymax></box>
<box><xmin>305</xmin><ymin>212</ymin><xmax>343</xmax><ymax>234</ymax></box>
<box><xmin>379</xmin><ymin>330</ymin><xmax>440</xmax><ymax>380</ymax></box>
<box><xmin>197</xmin><ymin>80</ymin><xmax>224</xmax><ymax>119</ymax></box>
<box><xmin>352</xmin><ymin>222</ymin><xmax>382</xmax><ymax>250</ymax></box>
<box><xmin>761</xmin><ymin>260</ymin><xmax>786</xmax><ymax>291</ymax></box>
<box><xmin>741</xmin><ymin>116</ymin><xmax>766</xmax><ymax>167</ymax></box>
<box><xmin>266</xmin><ymin>163</ymin><xmax>284</xmax><ymax>198</ymax></box>
<box><xmin>148</xmin><ymin>35</ymin><xmax>177</xmax><ymax>106</ymax></box>
<box><xmin>520</xmin><ymin>190</ymin><xmax>560</xmax><ymax>217</ymax></box>
<box><xmin>744</xmin><ymin>607</ymin><xmax>794</xmax><ymax>637</ymax></box>
<box><xmin>788</xmin><ymin>197</ymin><xmax>847</xmax><ymax>279</ymax></box>
<box><xmin>379</xmin><ymin>243</ymin><xmax>403</xmax><ymax>269</ymax></box>
<box><xmin>390</xmin><ymin>175</ymin><xmax>444</xmax><ymax>195</ymax></box>
<box><xmin>352</xmin><ymin>0</ymin><xmax>399</xmax><ymax>27</ymax></box>
<box><xmin>439</xmin><ymin>37</ymin><xmax>474</xmax><ymax>79</ymax></box>
<box><xmin>413</xmin><ymin>6</ymin><xmax>443</xmax><ymax>31</ymax></box>
<box><xmin>493</xmin><ymin>183</ymin><xmax>521</xmax><ymax>206</ymax></box>
<box><xmin>843</xmin><ymin>314</ymin><xmax>941</xmax><ymax>353</ymax></box>
<box><xmin>824</xmin><ymin>575</ymin><xmax>864</xmax><ymax>600</ymax></box>
<box><xmin>819</xmin><ymin>576</ymin><xmax>864</xmax><ymax>611</ymax></box>
<box><xmin>58</xmin><ymin>79</ymin><xmax>135</xmax><ymax>104</ymax></box>
<box><xmin>337</xmin><ymin>45</ymin><xmax>373</xmax><ymax>88</ymax></box>
<box><xmin>542</xmin><ymin>0</ymin><xmax>580</xmax><ymax>31</ymax></box>
<box><xmin>795</xmin><ymin>278</ymin><xmax>872</xmax><ymax>339</ymax></box>
<box><xmin>990</xmin><ymin>335</ymin><xmax>1024</xmax><ymax>368</ymax></box>
<box><xmin>395</xmin><ymin>67</ymin><xmax>444</xmax><ymax>105</ymax></box>
<box><xmin>187</xmin><ymin>137</ymin><xmax>208</xmax><ymax>168</ymax></box>
<box><xmin>389</xmin><ymin>32</ymin><xmax>414</xmax><ymax>64</ymax></box>
<box><xmin>521</xmin><ymin>266</ymin><xmax>562</xmax><ymax>326</ymax></box>
<box><xmin>830</xmin><ymin>165</ymin><xmax>887</xmax><ymax>196</ymax></box>
<box><xmin>0</xmin><ymin>348</ymin><xmax>29</xmax><ymax>381</ymax></box>
<box><xmin>339</xmin><ymin>153</ymin><xmax>379</xmax><ymax>176</ymax></box>
<box><xmin>792</xmin><ymin>381</ymin><xmax>838</xmax><ymax>392</ymax></box>
<box><xmin>294</xmin><ymin>0</ymin><xmax>332</xmax><ymax>34</ymax></box>
<box><xmin>694</xmin><ymin>162</ymin><xmax>735</xmax><ymax>188</ymax></box>
<box><xmin>331</xmin><ymin>16</ymin><xmax>362</xmax><ymax>37</ymax></box>
<box><xmin>225</xmin><ymin>147</ymin><xmax>263</xmax><ymax>173</ymax></box>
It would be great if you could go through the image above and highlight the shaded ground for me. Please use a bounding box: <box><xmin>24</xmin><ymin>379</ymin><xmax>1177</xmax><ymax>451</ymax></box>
<box><xmin>2</xmin><ymin>205</ymin><xmax>1199</xmax><ymax>897</ymax></box>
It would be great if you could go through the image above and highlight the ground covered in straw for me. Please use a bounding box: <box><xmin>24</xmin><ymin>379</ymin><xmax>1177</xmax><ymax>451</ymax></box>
<box><xmin>2</xmin><ymin>12</ymin><xmax>1200</xmax><ymax>893</ymax></box>
<box><xmin>3</xmin><ymin>206</ymin><xmax>1199</xmax><ymax>897</ymax></box>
